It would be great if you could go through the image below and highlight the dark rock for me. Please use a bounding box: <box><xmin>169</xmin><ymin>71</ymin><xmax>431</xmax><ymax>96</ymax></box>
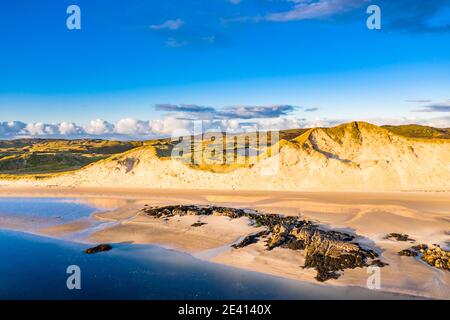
<box><xmin>303</xmin><ymin>253</ymin><xmax>342</xmax><ymax>282</ymax></box>
<box><xmin>371</xmin><ymin>259</ymin><xmax>389</xmax><ymax>267</ymax></box>
<box><xmin>292</xmin><ymin>225</ymin><xmax>376</xmax><ymax>281</ymax></box>
<box><xmin>398</xmin><ymin>249</ymin><xmax>418</xmax><ymax>257</ymax></box>
<box><xmin>281</xmin><ymin>236</ymin><xmax>305</xmax><ymax>250</ymax></box>
<box><xmin>232</xmin><ymin>231</ymin><xmax>269</xmax><ymax>249</ymax></box>
<box><xmin>191</xmin><ymin>222</ymin><xmax>207</xmax><ymax>227</ymax></box>
<box><xmin>398</xmin><ymin>244</ymin><xmax>427</xmax><ymax>257</ymax></box>
<box><xmin>84</xmin><ymin>244</ymin><xmax>112</xmax><ymax>254</ymax></box>
<box><xmin>412</xmin><ymin>244</ymin><xmax>428</xmax><ymax>252</ymax></box>
<box><xmin>386</xmin><ymin>233</ymin><xmax>415</xmax><ymax>242</ymax></box>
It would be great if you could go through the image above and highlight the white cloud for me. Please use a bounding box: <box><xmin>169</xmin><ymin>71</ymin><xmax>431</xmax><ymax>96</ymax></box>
<box><xmin>150</xmin><ymin>117</ymin><xmax>194</xmax><ymax>136</ymax></box>
<box><xmin>85</xmin><ymin>119</ymin><xmax>115</xmax><ymax>135</ymax></box>
<box><xmin>0</xmin><ymin>121</ymin><xmax>27</xmax><ymax>137</ymax></box>
<box><xmin>116</xmin><ymin>118</ymin><xmax>152</xmax><ymax>136</ymax></box>
<box><xmin>150</xmin><ymin>19</ymin><xmax>184</xmax><ymax>30</ymax></box>
<box><xmin>220</xmin><ymin>119</ymin><xmax>240</xmax><ymax>131</ymax></box>
<box><xmin>25</xmin><ymin>122</ymin><xmax>59</xmax><ymax>136</ymax></box>
<box><xmin>267</xmin><ymin>0</ymin><xmax>368</xmax><ymax>22</ymax></box>
<box><xmin>58</xmin><ymin>122</ymin><xmax>85</xmax><ymax>135</ymax></box>
<box><xmin>253</xmin><ymin>117</ymin><xmax>304</xmax><ymax>131</ymax></box>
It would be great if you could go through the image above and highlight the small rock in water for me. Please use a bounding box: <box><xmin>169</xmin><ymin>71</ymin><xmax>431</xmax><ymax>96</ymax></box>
<box><xmin>386</xmin><ymin>233</ymin><xmax>415</xmax><ymax>242</ymax></box>
<box><xmin>84</xmin><ymin>244</ymin><xmax>113</xmax><ymax>254</ymax></box>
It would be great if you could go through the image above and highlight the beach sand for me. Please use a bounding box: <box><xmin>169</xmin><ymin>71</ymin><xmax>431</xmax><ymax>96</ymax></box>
<box><xmin>0</xmin><ymin>186</ymin><xmax>449</xmax><ymax>299</ymax></box>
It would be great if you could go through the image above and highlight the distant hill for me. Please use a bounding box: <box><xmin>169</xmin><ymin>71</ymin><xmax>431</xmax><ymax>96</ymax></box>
<box><xmin>381</xmin><ymin>125</ymin><xmax>450</xmax><ymax>140</ymax></box>
<box><xmin>1</xmin><ymin>122</ymin><xmax>449</xmax><ymax>191</ymax></box>
<box><xmin>279</xmin><ymin>128</ymin><xmax>309</xmax><ymax>141</ymax></box>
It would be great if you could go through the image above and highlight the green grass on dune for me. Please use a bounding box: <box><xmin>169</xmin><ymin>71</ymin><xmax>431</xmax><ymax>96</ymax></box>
<box><xmin>0</xmin><ymin>139</ymin><xmax>143</xmax><ymax>175</ymax></box>
<box><xmin>381</xmin><ymin>125</ymin><xmax>450</xmax><ymax>139</ymax></box>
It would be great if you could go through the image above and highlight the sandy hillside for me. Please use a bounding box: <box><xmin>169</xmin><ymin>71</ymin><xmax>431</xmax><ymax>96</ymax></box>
<box><xmin>1</xmin><ymin>122</ymin><xmax>449</xmax><ymax>191</ymax></box>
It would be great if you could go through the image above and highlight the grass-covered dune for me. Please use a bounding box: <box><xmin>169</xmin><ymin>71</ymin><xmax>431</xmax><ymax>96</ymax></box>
<box><xmin>382</xmin><ymin>125</ymin><xmax>450</xmax><ymax>140</ymax></box>
<box><xmin>0</xmin><ymin>139</ymin><xmax>143</xmax><ymax>174</ymax></box>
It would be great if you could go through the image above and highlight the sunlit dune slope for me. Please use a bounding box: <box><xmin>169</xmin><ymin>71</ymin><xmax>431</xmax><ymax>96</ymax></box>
<box><xmin>1</xmin><ymin>122</ymin><xmax>449</xmax><ymax>191</ymax></box>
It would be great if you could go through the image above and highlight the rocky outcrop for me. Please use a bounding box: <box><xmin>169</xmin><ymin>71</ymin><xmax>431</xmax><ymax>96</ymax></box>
<box><xmin>399</xmin><ymin>244</ymin><xmax>449</xmax><ymax>271</ymax></box>
<box><xmin>141</xmin><ymin>205</ymin><xmax>385</xmax><ymax>282</ymax></box>
<box><xmin>288</xmin><ymin>226</ymin><xmax>376</xmax><ymax>281</ymax></box>
<box><xmin>84</xmin><ymin>244</ymin><xmax>112</xmax><ymax>254</ymax></box>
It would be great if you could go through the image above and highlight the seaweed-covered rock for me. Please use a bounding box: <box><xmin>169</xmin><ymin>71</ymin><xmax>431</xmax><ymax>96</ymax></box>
<box><xmin>421</xmin><ymin>247</ymin><xmax>449</xmax><ymax>270</ymax></box>
<box><xmin>281</xmin><ymin>236</ymin><xmax>306</xmax><ymax>250</ymax></box>
<box><xmin>386</xmin><ymin>233</ymin><xmax>415</xmax><ymax>242</ymax></box>
<box><xmin>398</xmin><ymin>249</ymin><xmax>418</xmax><ymax>257</ymax></box>
<box><xmin>398</xmin><ymin>244</ymin><xmax>449</xmax><ymax>271</ymax></box>
<box><xmin>290</xmin><ymin>225</ymin><xmax>376</xmax><ymax>281</ymax></box>
<box><xmin>412</xmin><ymin>244</ymin><xmax>429</xmax><ymax>252</ymax></box>
<box><xmin>142</xmin><ymin>205</ymin><xmax>383</xmax><ymax>282</ymax></box>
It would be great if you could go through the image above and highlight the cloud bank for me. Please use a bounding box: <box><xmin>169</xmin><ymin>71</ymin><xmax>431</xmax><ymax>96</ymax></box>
<box><xmin>2</xmin><ymin>102</ymin><xmax>449</xmax><ymax>140</ymax></box>
<box><xmin>2</xmin><ymin>115</ymin><xmax>449</xmax><ymax>140</ymax></box>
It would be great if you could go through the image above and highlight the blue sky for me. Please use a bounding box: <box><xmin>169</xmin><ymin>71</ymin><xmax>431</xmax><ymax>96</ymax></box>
<box><xmin>0</xmin><ymin>0</ymin><xmax>450</xmax><ymax>139</ymax></box>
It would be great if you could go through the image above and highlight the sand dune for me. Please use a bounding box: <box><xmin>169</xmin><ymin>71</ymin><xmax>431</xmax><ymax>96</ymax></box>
<box><xmin>1</xmin><ymin>122</ymin><xmax>449</xmax><ymax>191</ymax></box>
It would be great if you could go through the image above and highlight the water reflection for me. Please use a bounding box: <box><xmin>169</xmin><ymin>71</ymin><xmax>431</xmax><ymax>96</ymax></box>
<box><xmin>0</xmin><ymin>230</ymin><xmax>411</xmax><ymax>300</ymax></box>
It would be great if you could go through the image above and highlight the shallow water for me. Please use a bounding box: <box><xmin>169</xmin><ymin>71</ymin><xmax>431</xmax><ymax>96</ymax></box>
<box><xmin>0</xmin><ymin>197</ymin><xmax>99</xmax><ymax>230</ymax></box>
<box><xmin>0</xmin><ymin>197</ymin><xmax>414</xmax><ymax>300</ymax></box>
